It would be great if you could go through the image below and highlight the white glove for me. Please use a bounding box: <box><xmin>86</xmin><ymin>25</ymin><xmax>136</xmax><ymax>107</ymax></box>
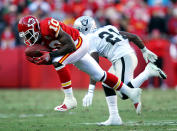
<box><xmin>141</xmin><ymin>47</ymin><xmax>158</xmax><ymax>63</ymax></box>
<box><xmin>82</xmin><ymin>92</ymin><xmax>94</xmax><ymax>107</ymax></box>
<box><xmin>82</xmin><ymin>84</ymin><xmax>95</xmax><ymax>107</ymax></box>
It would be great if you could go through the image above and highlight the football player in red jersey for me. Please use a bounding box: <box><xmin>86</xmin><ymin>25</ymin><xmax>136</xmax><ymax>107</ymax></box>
<box><xmin>18</xmin><ymin>16</ymin><xmax>142</xmax><ymax>121</ymax></box>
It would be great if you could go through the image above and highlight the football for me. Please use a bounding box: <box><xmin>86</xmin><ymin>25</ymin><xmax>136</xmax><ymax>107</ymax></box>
<box><xmin>25</xmin><ymin>44</ymin><xmax>52</xmax><ymax>57</ymax></box>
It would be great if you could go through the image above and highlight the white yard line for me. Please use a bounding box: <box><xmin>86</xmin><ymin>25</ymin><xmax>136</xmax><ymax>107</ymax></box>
<box><xmin>0</xmin><ymin>111</ymin><xmax>75</xmax><ymax>119</ymax></box>
<box><xmin>126</xmin><ymin>120</ymin><xmax>177</xmax><ymax>126</ymax></box>
<box><xmin>77</xmin><ymin>120</ymin><xmax>177</xmax><ymax>126</ymax></box>
<box><xmin>0</xmin><ymin>113</ymin><xmax>45</xmax><ymax>118</ymax></box>
<box><xmin>0</xmin><ymin>113</ymin><xmax>176</xmax><ymax>127</ymax></box>
<box><xmin>0</xmin><ymin>114</ymin><xmax>9</xmax><ymax>118</ymax></box>
<box><xmin>19</xmin><ymin>114</ymin><xmax>44</xmax><ymax>118</ymax></box>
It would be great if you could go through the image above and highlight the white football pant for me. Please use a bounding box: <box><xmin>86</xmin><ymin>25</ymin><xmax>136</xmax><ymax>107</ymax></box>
<box><xmin>109</xmin><ymin>52</ymin><xmax>138</xmax><ymax>84</ymax></box>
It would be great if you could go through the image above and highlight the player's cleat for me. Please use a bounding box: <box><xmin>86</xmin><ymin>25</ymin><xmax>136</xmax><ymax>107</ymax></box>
<box><xmin>128</xmin><ymin>88</ymin><xmax>142</xmax><ymax>115</ymax></box>
<box><xmin>54</xmin><ymin>97</ymin><xmax>77</xmax><ymax>112</ymax></box>
<box><xmin>145</xmin><ymin>63</ymin><xmax>167</xmax><ymax>79</ymax></box>
<box><xmin>134</xmin><ymin>101</ymin><xmax>142</xmax><ymax>115</ymax></box>
<box><xmin>117</xmin><ymin>82</ymin><xmax>135</xmax><ymax>100</ymax></box>
<box><xmin>97</xmin><ymin>116</ymin><xmax>123</xmax><ymax>126</ymax></box>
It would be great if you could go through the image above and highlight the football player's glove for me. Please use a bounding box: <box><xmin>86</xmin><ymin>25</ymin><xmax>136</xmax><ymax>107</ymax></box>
<box><xmin>82</xmin><ymin>84</ymin><xmax>95</xmax><ymax>107</ymax></box>
<box><xmin>141</xmin><ymin>47</ymin><xmax>158</xmax><ymax>63</ymax></box>
<box><xmin>34</xmin><ymin>51</ymin><xmax>52</xmax><ymax>65</ymax></box>
<box><xmin>83</xmin><ymin>92</ymin><xmax>94</xmax><ymax>107</ymax></box>
<box><xmin>26</xmin><ymin>56</ymin><xmax>36</xmax><ymax>63</ymax></box>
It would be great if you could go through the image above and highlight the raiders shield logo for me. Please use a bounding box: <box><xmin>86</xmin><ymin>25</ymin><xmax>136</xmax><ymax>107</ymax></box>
<box><xmin>81</xmin><ymin>19</ymin><xmax>88</xmax><ymax>26</ymax></box>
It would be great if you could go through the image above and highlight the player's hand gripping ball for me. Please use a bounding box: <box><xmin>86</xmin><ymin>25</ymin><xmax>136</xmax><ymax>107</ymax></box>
<box><xmin>25</xmin><ymin>44</ymin><xmax>52</xmax><ymax>57</ymax></box>
<box><xmin>25</xmin><ymin>44</ymin><xmax>52</xmax><ymax>65</ymax></box>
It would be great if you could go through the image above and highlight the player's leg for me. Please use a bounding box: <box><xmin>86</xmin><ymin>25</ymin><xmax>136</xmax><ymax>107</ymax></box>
<box><xmin>116</xmin><ymin>53</ymin><xmax>138</xmax><ymax>100</ymax></box>
<box><xmin>100</xmin><ymin>53</ymin><xmax>138</xmax><ymax>125</ymax></box>
<box><xmin>126</xmin><ymin>57</ymin><xmax>167</xmax><ymax>90</ymax></box>
<box><xmin>53</xmin><ymin>63</ymin><xmax>77</xmax><ymax>111</ymax></box>
<box><xmin>100</xmin><ymin>65</ymin><xmax>122</xmax><ymax>126</ymax></box>
<box><xmin>75</xmin><ymin>54</ymin><xmax>121</xmax><ymax>90</ymax></box>
<box><xmin>117</xmin><ymin>52</ymin><xmax>166</xmax><ymax>99</ymax></box>
<box><xmin>52</xmin><ymin>35</ymin><xmax>87</xmax><ymax>111</ymax></box>
<box><xmin>74</xmin><ymin>53</ymin><xmax>142</xmax><ymax>112</ymax></box>
<box><xmin>114</xmin><ymin>53</ymin><xmax>165</xmax><ymax>114</ymax></box>
<box><xmin>116</xmin><ymin>53</ymin><xmax>143</xmax><ymax>114</ymax></box>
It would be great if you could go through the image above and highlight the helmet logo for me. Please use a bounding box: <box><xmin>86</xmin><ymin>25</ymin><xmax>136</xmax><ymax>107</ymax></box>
<box><xmin>28</xmin><ymin>18</ymin><xmax>36</xmax><ymax>27</ymax></box>
<box><xmin>81</xmin><ymin>19</ymin><xmax>88</xmax><ymax>26</ymax></box>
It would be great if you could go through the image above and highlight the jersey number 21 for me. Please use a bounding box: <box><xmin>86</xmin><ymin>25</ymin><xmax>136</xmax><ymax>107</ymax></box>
<box><xmin>99</xmin><ymin>28</ymin><xmax>126</xmax><ymax>45</ymax></box>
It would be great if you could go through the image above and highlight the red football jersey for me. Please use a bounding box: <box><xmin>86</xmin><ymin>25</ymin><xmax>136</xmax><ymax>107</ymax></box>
<box><xmin>40</xmin><ymin>17</ymin><xmax>80</xmax><ymax>49</ymax></box>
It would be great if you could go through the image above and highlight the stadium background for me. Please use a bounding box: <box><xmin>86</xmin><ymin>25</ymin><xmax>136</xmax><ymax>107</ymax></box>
<box><xmin>0</xmin><ymin>0</ymin><xmax>177</xmax><ymax>89</ymax></box>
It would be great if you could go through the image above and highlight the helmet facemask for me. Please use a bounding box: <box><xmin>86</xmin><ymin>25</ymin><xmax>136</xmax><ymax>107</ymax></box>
<box><xmin>19</xmin><ymin>28</ymin><xmax>39</xmax><ymax>46</ymax></box>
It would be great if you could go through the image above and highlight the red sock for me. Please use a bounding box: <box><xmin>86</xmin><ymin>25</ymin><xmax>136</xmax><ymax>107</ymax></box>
<box><xmin>56</xmin><ymin>66</ymin><xmax>72</xmax><ymax>89</ymax></box>
<box><xmin>103</xmin><ymin>72</ymin><xmax>123</xmax><ymax>90</ymax></box>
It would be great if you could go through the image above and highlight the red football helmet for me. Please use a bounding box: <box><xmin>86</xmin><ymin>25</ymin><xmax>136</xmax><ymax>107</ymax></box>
<box><xmin>18</xmin><ymin>15</ymin><xmax>40</xmax><ymax>46</ymax></box>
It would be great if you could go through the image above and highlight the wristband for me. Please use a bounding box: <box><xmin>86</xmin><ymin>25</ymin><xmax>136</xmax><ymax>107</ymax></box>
<box><xmin>141</xmin><ymin>47</ymin><xmax>147</xmax><ymax>53</ymax></box>
<box><xmin>88</xmin><ymin>84</ymin><xmax>95</xmax><ymax>93</ymax></box>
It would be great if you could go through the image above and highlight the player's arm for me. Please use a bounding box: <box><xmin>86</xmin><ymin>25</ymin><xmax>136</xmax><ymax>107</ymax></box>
<box><xmin>83</xmin><ymin>52</ymin><xmax>99</xmax><ymax>107</ymax></box>
<box><xmin>34</xmin><ymin>29</ymin><xmax>76</xmax><ymax>65</ymax></box>
<box><xmin>119</xmin><ymin>31</ymin><xmax>158</xmax><ymax>63</ymax></box>
<box><xmin>33</xmin><ymin>18</ymin><xmax>77</xmax><ymax>65</ymax></box>
<box><xmin>119</xmin><ymin>31</ymin><xmax>145</xmax><ymax>49</ymax></box>
<box><xmin>49</xmin><ymin>29</ymin><xmax>77</xmax><ymax>58</ymax></box>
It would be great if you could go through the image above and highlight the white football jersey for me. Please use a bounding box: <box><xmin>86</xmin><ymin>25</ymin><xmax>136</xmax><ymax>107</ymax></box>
<box><xmin>87</xmin><ymin>25</ymin><xmax>134</xmax><ymax>63</ymax></box>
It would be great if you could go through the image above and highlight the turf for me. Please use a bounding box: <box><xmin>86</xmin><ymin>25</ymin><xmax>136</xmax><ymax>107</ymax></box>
<box><xmin>0</xmin><ymin>89</ymin><xmax>177</xmax><ymax>131</ymax></box>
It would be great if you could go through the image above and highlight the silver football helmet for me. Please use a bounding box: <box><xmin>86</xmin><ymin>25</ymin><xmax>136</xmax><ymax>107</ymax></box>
<box><xmin>73</xmin><ymin>16</ymin><xmax>97</xmax><ymax>35</ymax></box>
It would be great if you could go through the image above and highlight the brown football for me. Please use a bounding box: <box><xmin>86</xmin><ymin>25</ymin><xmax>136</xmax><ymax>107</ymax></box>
<box><xmin>25</xmin><ymin>44</ymin><xmax>52</xmax><ymax>57</ymax></box>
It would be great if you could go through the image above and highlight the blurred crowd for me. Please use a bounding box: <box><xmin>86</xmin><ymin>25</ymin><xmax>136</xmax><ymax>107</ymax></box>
<box><xmin>0</xmin><ymin>0</ymin><xmax>177</xmax><ymax>88</ymax></box>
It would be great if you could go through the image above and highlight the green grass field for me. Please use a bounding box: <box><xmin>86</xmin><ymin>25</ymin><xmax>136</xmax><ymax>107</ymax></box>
<box><xmin>0</xmin><ymin>89</ymin><xmax>177</xmax><ymax>131</ymax></box>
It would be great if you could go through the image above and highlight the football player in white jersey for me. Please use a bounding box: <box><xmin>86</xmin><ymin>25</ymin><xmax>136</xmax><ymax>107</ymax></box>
<box><xmin>74</xmin><ymin>16</ymin><xmax>167</xmax><ymax>126</ymax></box>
